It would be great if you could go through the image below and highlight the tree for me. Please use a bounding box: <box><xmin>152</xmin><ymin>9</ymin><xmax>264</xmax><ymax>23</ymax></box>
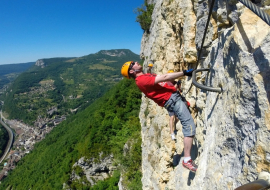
<box><xmin>135</xmin><ymin>0</ymin><xmax>154</xmax><ymax>33</ymax></box>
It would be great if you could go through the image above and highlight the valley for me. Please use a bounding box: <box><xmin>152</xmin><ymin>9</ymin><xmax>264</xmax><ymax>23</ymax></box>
<box><xmin>0</xmin><ymin>49</ymin><xmax>142</xmax><ymax>189</ymax></box>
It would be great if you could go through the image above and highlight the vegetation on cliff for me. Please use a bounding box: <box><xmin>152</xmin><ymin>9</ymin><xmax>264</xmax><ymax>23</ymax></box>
<box><xmin>135</xmin><ymin>0</ymin><xmax>154</xmax><ymax>33</ymax></box>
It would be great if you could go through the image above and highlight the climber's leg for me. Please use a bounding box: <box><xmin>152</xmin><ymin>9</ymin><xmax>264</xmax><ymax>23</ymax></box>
<box><xmin>184</xmin><ymin>135</ymin><xmax>194</xmax><ymax>157</ymax></box>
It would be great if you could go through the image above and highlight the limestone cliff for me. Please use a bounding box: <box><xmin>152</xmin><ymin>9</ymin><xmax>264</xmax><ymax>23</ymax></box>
<box><xmin>35</xmin><ymin>59</ymin><xmax>45</xmax><ymax>68</ymax></box>
<box><xmin>139</xmin><ymin>0</ymin><xmax>270</xmax><ymax>189</ymax></box>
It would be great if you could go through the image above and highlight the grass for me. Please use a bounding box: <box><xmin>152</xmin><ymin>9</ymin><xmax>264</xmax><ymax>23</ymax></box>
<box><xmin>89</xmin><ymin>64</ymin><xmax>115</xmax><ymax>70</ymax></box>
<box><xmin>101</xmin><ymin>60</ymin><xmax>117</xmax><ymax>64</ymax></box>
<box><xmin>45</xmin><ymin>99</ymin><xmax>53</xmax><ymax>103</ymax></box>
<box><xmin>39</xmin><ymin>79</ymin><xmax>54</xmax><ymax>86</ymax></box>
<box><xmin>64</xmin><ymin>79</ymin><xmax>74</xmax><ymax>85</ymax></box>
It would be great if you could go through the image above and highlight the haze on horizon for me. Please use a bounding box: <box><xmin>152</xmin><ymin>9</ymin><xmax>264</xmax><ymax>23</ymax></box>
<box><xmin>0</xmin><ymin>0</ymin><xmax>143</xmax><ymax>65</ymax></box>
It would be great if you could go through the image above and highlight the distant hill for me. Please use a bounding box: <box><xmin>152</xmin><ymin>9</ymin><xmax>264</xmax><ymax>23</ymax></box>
<box><xmin>2</xmin><ymin>49</ymin><xmax>140</xmax><ymax>125</ymax></box>
<box><xmin>0</xmin><ymin>62</ymin><xmax>35</xmax><ymax>92</ymax></box>
<box><xmin>0</xmin><ymin>62</ymin><xmax>35</xmax><ymax>76</ymax></box>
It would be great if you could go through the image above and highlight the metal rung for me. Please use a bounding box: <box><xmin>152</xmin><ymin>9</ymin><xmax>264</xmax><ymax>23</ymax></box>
<box><xmin>235</xmin><ymin>179</ymin><xmax>270</xmax><ymax>190</ymax></box>
<box><xmin>192</xmin><ymin>68</ymin><xmax>222</xmax><ymax>93</ymax></box>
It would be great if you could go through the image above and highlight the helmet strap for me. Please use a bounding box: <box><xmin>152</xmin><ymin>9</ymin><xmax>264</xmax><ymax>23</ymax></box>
<box><xmin>129</xmin><ymin>68</ymin><xmax>142</xmax><ymax>78</ymax></box>
<box><xmin>130</xmin><ymin>68</ymin><xmax>141</xmax><ymax>74</ymax></box>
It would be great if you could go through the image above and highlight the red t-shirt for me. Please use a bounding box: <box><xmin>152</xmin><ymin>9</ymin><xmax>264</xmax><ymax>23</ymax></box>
<box><xmin>135</xmin><ymin>74</ymin><xmax>177</xmax><ymax>107</ymax></box>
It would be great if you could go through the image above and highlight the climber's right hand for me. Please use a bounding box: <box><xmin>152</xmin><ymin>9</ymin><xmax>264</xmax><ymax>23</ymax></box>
<box><xmin>183</xmin><ymin>69</ymin><xmax>194</xmax><ymax>76</ymax></box>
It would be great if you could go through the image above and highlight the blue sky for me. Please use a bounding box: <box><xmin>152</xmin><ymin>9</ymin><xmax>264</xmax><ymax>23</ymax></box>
<box><xmin>0</xmin><ymin>0</ymin><xmax>144</xmax><ymax>65</ymax></box>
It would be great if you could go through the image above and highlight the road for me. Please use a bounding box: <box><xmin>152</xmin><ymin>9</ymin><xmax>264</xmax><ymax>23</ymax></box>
<box><xmin>0</xmin><ymin>112</ymin><xmax>14</xmax><ymax>164</ymax></box>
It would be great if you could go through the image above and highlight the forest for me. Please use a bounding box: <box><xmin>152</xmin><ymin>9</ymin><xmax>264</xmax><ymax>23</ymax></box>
<box><xmin>2</xmin><ymin>49</ymin><xmax>140</xmax><ymax>124</ymax></box>
<box><xmin>0</xmin><ymin>77</ymin><xmax>142</xmax><ymax>190</ymax></box>
<box><xmin>0</xmin><ymin>62</ymin><xmax>35</xmax><ymax>91</ymax></box>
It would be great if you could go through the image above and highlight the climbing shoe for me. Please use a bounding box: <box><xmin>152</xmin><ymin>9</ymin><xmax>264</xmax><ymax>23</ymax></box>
<box><xmin>182</xmin><ymin>159</ymin><xmax>197</xmax><ymax>173</ymax></box>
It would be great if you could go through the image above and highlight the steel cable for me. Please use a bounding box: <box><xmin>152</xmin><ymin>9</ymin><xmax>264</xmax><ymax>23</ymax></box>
<box><xmin>239</xmin><ymin>0</ymin><xmax>270</xmax><ymax>26</ymax></box>
<box><xmin>195</xmin><ymin>0</ymin><xmax>216</xmax><ymax>69</ymax></box>
<box><xmin>186</xmin><ymin>0</ymin><xmax>270</xmax><ymax>94</ymax></box>
<box><xmin>184</xmin><ymin>0</ymin><xmax>216</xmax><ymax>96</ymax></box>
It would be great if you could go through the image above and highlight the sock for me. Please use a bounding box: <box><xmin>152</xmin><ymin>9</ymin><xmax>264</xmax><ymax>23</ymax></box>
<box><xmin>184</xmin><ymin>157</ymin><xmax>191</xmax><ymax>163</ymax></box>
<box><xmin>171</xmin><ymin>133</ymin><xmax>176</xmax><ymax>139</ymax></box>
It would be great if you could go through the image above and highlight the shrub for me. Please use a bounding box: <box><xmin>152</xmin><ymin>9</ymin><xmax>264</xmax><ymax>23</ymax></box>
<box><xmin>135</xmin><ymin>0</ymin><xmax>154</xmax><ymax>33</ymax></box>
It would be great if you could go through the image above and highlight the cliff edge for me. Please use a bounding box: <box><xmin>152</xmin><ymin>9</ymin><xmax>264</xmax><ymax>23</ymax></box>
<box><xmin>139</xmin><ymin>0</ymin><xmax>270</xmax><ymax>189</ymax></box>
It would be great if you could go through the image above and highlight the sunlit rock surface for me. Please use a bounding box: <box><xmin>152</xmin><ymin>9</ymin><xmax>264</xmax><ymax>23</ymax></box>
<box><xmin>69</xmin><ymin>155</ymin><xmax>116</xmax><ymax>187</ymax></box>
<box><xmin>140</xmin><ymin>0</ymin><xmax>270</xmax><ymax>189</ymax></box>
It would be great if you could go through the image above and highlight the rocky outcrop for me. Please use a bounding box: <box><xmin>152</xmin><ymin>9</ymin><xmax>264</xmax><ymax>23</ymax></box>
<box><xmin>69</xmin><ymin>154</ymin><xmax>116</xmax><ymax>186</ymax></box>
<box><xmin>99</xmin><ymin>50</ymin><xmax>127</xmax><ymax>57</ymax></box>
<box><xmin>140</xmin><ymin>0</ymin><xmax>270</xmax><ymax>189</ymax></box>
<box><xmin>35</xmin><ymin>59</ymin><xmax>45</xmax><ymax>68</ymax></box>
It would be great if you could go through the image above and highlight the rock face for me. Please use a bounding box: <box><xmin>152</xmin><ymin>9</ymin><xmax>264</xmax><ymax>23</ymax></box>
<box><xmin>99</xmin><ymin>50</ymin><xmax>127</xmax><ymax>57</ymax></box>
<box><xmin>35</xmin><ymin>59</ymin><xmax>45</xmax><ymax>68</ymax></box>
<box><xmin>69</xmin><ymin>155</ymin><xmax>116</xmax><ymax>186</ymax></box>
<box><xmin>140</xmin><ymin>0</ymin><xmax>270</xmax><ymax>189</ymax></box>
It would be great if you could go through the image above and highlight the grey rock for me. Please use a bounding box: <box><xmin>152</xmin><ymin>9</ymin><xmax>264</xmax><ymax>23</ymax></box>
<box><xmin>140</xmin><ymin>0</ymin><xmax>270</xmax><ymax>189</ymax></box>
<box><xmin>69</xmin><ymin>154</ymin><xmax>116</xmax><ymax>187</ymax></box>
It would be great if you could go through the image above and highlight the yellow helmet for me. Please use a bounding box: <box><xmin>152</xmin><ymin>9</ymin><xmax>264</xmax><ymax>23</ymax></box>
<box><xmin>148</xmin><ymin>63</ymin><xmax>153</xmax><ymax>67</ymax></box>
<box><xmin>121</xmin><ymin>61</ymin><xmax>133</xmax><ymax>79</ymax></box>
<box><xmin>167</xmin><ymin>69</ymin><xmax>174</xmax><ymax>73</ymax></box>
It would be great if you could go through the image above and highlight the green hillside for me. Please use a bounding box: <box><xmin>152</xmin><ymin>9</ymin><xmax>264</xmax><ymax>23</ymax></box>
<box><xmin>0</xmin><ymin>62</ymin><xmax>35</xmax><ymax>96</ymax></box>
<box><xmin>0</xmin><ymin>62</ymin><xmax>35</xmax><ymax>76</ymax></box>
<box><xmin>2</xmin><ymin>49</ymin><xmax>140</xmax><ymax>124</ymax></box>
<box><xmin>0</xmin><ymin>78</ymin><xmax>142</xmax><ymax>189</ymax></box>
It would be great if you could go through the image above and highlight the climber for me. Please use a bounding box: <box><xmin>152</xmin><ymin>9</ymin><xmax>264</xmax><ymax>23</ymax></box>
<box><xmin>167</xmin><ymin>73</ymin><xmax>191</xmax><ymax>141</ymax></box>
<box><xmin>121</xmin><ymin>61</ymin><xmax>197</xmax><ymax>173</ymax></box>
<box><xmin>147</xmin><ymin>63</ymin><xmax>153</xmax><ymax>74</ymax></box>
<box><xmin>167</xmin><ymin>69</ymin><xmax>177</xmax><ymax>84</ymax></box>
